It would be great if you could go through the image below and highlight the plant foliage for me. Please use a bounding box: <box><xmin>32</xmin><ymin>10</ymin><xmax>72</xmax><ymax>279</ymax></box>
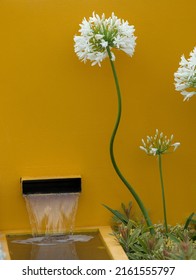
<box><xmin>112</xmin><ymin>203</ymin><xmax>196</xmax><ymax>260</ymax></box>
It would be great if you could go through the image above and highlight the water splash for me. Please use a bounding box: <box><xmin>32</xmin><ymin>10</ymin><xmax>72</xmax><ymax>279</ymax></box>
<box><xmin>9</xmin><ymin>234</ymin><xmax>96</xmax><ymax>260</ymax></box>
<box><xmin>12</xmin><ymin>235</ymin><xmax>93</xmax><ymax>245</ymax></box>
<box><xmin>24</xmin><ymin>193</ymin><xmax>80</xmax><ymax>236</ymax></box>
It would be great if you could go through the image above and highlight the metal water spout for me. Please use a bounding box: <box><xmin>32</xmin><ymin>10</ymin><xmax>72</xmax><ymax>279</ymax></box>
<box><xmin>21</xmin><ymin>177</ymin><xmax>81</xmax><ymax>236</ymax></box>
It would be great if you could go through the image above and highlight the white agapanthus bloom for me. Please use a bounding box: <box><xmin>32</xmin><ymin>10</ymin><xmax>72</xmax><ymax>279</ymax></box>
<box><xmin>74</xmin><ymin>12</ymin><xmax>136</xmax><ymax>66</ymax></box>
<box><xmin>174</xmin><ymin>47</ymin><xmax>196</xmax><ymax>101</ymax></box>
<box><xmin>140</xmin><ymin>129</ymin><xmax>180</xmax><ymax>156</ymax></box>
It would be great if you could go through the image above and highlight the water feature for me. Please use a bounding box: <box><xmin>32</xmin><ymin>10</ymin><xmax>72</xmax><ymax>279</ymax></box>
<box><xmin>22</xmin><ymin>177</ymin><xmax>81</xmax><ymax>236</ymax></box>
<box><xmin>24</xmin><ymin>193</ymin><xmax>79</xmax><ymax>236</ymax></box>
<box><xmin>6</xmin><ymin>231</ymin><xmax>111</xmax><ymax>260</ymax></box>
<box><xmin>6</xmin><ymin>177</ymin><xmax>112</xmax><ymax>259</ymax></box>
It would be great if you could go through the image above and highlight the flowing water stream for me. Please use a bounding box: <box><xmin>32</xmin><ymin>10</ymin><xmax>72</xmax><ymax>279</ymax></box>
<box><xmin>23</xmin><ymin>193</ymin><xmax>80</xmax><ymax>236</ymax></box>
<box><xmin>7</xmin><ymin>192</ymin><xmax>111</xmax><ymax>259</ymax></box>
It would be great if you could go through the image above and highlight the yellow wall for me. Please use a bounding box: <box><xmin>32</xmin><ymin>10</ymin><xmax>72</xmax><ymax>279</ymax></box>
<box><xmin>0</xmin><ymin>0</ymin><xmax>195</xmax><ymax>231</ymax></box>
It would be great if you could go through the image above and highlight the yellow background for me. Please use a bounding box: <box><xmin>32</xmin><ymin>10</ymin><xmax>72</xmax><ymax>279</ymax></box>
<box><xmin>0</xmin><ymin>0</ymin><xmax>195</xmax><ymax>232</ymax></box>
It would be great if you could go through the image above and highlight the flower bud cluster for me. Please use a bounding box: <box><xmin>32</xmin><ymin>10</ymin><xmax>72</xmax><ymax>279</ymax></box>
<box><xmin>140</xmin><ymin>129</ymin><xmax>180</xmax><ymax>156</ymax></box>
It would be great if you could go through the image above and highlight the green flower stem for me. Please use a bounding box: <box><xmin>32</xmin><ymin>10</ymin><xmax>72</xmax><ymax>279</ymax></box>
<box><xmin>158</xmin><ymin>154</ymin><xmax>168</xmax><ymax>233</ymax></box>
<box><xmin>106</xmin><ymin>47</ymin><xmax>154</xmax><ymax>235</ymax></box>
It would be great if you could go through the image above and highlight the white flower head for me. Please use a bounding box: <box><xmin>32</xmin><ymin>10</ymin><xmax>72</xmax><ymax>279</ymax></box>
<box><xmin>174</xmin><ymin>47</ymin><xmax>196</xmax><ymax>101</ymax></box>
<box><xmin>140</xmin><ymin>129</ymin><xmax>180</xmax><ymax>156</ymax></box>
<box><xmin>74</xmin><ymin>12</ymin><xmax>136</xmax><ymax>66</ymax></box>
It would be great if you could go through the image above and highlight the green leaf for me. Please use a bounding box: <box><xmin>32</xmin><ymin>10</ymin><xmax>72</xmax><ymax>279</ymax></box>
<box><xmin>137</xmin><ymin>238</ymin><xmax>148</xmax><ymax>252</ymax></box>
<box><xmin>184</xmin><ymin>212</ymin><xmax>196</xmax><ymax>230</ymax></box>
<box><xmin>167</xmin><ymin>233</ymin><xmax>180</xmax><ymax>243</ymax></box>
<box><xmin>102</xmin><ymin>204</ymin><xmax>128</xmax><ymax>224</ymax></box>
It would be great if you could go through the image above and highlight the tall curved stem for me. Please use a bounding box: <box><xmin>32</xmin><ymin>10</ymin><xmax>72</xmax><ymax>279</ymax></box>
<box><xmin>107</xmin><ymin>47</ymin><xmax>154</xmax><ymax>234</ymax></box>
<box><xmin>158</xmin><ymin>154</ymin><xmax>168</xmax><ymax>233</ymax></box>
